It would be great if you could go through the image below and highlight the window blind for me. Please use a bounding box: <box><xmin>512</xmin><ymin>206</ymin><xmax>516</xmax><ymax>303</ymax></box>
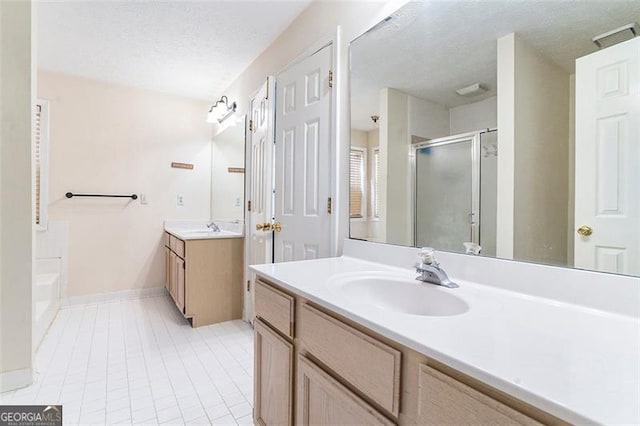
<box><xmin>350</xmin><ymin>149</ymin><xmax>364</xmax><ymax>218</ymax></box>
<box><xmin>373</xmin><ymin>149</ymin><xmax>380</xmax><ymax>218</ymax></box>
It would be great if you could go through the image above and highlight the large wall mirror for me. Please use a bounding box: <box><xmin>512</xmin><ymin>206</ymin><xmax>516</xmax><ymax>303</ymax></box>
<box><xmin>211</xmin><ymin>118</ymin><xmax>246</xmax><ymax>222</ymax></box>
<box><xmin>349</xmin><ymin>1</ymin><xmax>640</xmax><ymax>276</ymax></box>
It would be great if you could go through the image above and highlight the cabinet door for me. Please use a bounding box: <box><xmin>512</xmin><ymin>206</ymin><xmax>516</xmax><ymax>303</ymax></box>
<box><xmin>169</xmin><ymin>250</ymin><xmax>177</xmax><ymax>301</ymax></box>
<box><xmin>297</xmin><ymin>355</ymin><xmax>394</xmax><ymax>426</ymax></box>
<box><xmin>254</xmin><ymin>319</ymin><xmax>293</xmax><ymax>426</ymax></box>
<box><xmin>176</xmin><ymin>256</ymin><xmax>185</xmax><ymax>313</ymax></box>
<box><xmin>164</xmin><ymin>247</ymin><xmax>171</xmax><ymax>292</ymax></box>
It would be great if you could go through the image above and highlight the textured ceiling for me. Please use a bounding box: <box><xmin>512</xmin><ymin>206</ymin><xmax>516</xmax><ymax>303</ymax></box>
<box><xmin>351</xmin><ymin>0</ymin><xmax>640</xmax><ymax>130</ymax></box>
<box><xmin>37</xmin><ymin>0</ymin><xmax>312</xmax><ymax>101</ymax></box>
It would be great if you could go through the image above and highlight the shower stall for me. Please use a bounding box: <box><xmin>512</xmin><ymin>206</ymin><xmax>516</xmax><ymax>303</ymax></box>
<box><xmin>412</xmin><ymin>129</ymin><xmax>497</xmax><ymax>256</ymax></box>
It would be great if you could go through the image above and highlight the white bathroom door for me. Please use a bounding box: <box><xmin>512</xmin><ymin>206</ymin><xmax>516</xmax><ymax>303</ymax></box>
<box><xmin>574</xmin><ymin>37</ymin><xmax>639</xmax><ymax>275</ymax></box>
<box><xmin>273</xmin><ymin>44</ymin><xmax>333</xmax><ymax>262</ymax></box>
<box><xmin>244</xmin><ymin>77</ymin><xmax>275</xmax><ymax>322</ymax></box>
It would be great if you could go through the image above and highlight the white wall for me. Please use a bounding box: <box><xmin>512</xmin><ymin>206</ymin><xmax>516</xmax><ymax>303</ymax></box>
<box><xmin>211</xmin><ymin>123</ymin><xmax>245</xmax><ymax>221</ymax></box>
<box><xmin>0</xmin><ymin>0</ymin><xmax>34</xmax><ymax>391</ymax></box>
<box><xmin>450</xmin><ymin>96</ymin><xmax>497</xmax><ymax>135</ymax></box>
<box><xmin>497</xmin><ymin>33</ymin><xmax>570</xmax><ymax>265</ymax></box>
<box><xmin>496</xmin><ymin>34</ymin><xmax>516</xmax><ymax>259</ymax></box>
<box><xmin>408</xmin><ymin>95</ymin><xmax>449</xmax><ymax>140</ymax></box>
<box><xmin>379</xmin><ymin>88</ymin><xmax>411</xmax><ymax>246</ymax></box>
<box><xmin>38</xmin><ymin>71</ymin><xmax>212</xmax><ymax>298</ymax></box>
<box><xmin>366</xmin><ymin>129</ymin><xmax>382</xmax><ymax>242</ymax></box>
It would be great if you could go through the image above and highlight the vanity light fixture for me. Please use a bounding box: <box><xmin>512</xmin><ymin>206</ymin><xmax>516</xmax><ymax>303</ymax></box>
<box><xmin>207</xmin><ymin>95</ymin><xmax>237</xmax><ymax>123</ymax></box>
<box><xmin>455</xmin><ymin>83</ymin><xmax>488</xmax><ymax>97</ymax></box>
<box><xmin>592</xmin><ymin>22</ymin><xmax>638</xmax><ymax>49</ymax></box>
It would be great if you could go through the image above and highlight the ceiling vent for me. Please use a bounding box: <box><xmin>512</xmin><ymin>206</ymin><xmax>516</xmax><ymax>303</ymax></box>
<box><xmin>455</xmin><ymin>83</ymin><xmax>488</xmax><ymax>97</ymax></box>
<box><xmin>593</xmin><ymin>23</ymin><xmax>638</xmax><ymax>49</ymax></box>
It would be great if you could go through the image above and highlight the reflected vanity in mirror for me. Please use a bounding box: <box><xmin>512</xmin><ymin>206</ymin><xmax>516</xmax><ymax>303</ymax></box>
<box><xmin>350</xmin><ymin>1</ymin><xmax>640</xmax><ymax>276</ymax></box>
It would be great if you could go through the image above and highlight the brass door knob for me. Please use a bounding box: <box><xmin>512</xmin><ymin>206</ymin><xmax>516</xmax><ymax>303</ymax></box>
<box><xmin>256</xmin><ymin>222</ymin><xmax>272</xmax><ymax>232</ymax></box>
<box><xmin>273</xmin><ymin>222</ymin><xmax>282</xmax><ymax>232</ymax></box>
<box><xmin>577</xmin><ymin>225</ymin><xmax>593</xmax><ymax>236</ymax></box>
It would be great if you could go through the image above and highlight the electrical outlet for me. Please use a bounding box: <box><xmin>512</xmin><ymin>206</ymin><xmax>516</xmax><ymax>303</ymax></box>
<box><xmin>177</xmin><ymin>194</ymin><xmax>184</xmax><ymax>206</ymax></box>
<box><xmin>140</xmin><ymin>193</ymin><xmax>148</xmax><ymax>205</ymax></box>
<box><xmin>234</xmin><ymin>196</ymin><xmax>241</xmax><ymax>207</ymax></box>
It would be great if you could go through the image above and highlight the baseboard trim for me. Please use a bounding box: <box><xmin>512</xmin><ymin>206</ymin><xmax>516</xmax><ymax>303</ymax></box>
<box><xmin>0</xmin><ymin>367</ymin><xmax>33</xmax><ymax>393</ymax></box>
<box><xmin>61</xmin><ymin>286</ymin><xmax>167</xmax><ymax>307</ymax></box>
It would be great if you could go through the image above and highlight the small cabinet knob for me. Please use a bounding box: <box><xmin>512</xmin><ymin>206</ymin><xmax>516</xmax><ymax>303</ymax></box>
<box><xmin>577</xmin><ymin>225</ymin><xmax>593</xmax><ymax>236</ymax></box>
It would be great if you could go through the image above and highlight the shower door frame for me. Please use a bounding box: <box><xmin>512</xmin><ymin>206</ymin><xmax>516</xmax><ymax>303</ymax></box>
<box><xmin>410</xmin><ymin>130</ymin><xmax>485</xmax><ymax>249</ymax></box>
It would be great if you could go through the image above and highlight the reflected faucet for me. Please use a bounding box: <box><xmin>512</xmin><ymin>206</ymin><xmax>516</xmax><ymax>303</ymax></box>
<box><xmin>415</xmin><ymin>247</ymin><xmax>458</xmax><ymax>288</ymax></box>
<box><xmin>207</xmin><ymin>221</ymin><xmax>220</xmax><ymax>232</ymax></box>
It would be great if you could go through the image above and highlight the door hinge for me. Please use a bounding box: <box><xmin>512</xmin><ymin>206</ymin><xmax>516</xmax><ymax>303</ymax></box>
<box><xmin>328</xmin><ymin>70</ymin><xmax>333</xmax><ymax>88</ymax></box>
<box><xmin>247</xmin><ymin>200</ymin><xmax>252</xmax><ymax>212</ymax></box>
<box><xmin>327</xmin><ymin>197</ymin><xmax>332</xmax><ymax>214</ymax></box>
<box><xmin>249</xmin><ymin>119</ymin><xmax>254</xmax><ymax>132</ymax></box>
<box><xmin>247</xmin><ymin>280</ymin><xmax>251</xmax><ymax>292</ymax></box>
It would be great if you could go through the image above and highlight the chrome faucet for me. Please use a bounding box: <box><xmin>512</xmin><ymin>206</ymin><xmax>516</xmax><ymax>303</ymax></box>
<box><xmin>415</xmin><ymin>247</ymin><xmax>458</xmax><ymax>288</ymax></box>
<box><xmin>207</xmin><ymin>221</ymin><xmax>220</xmax><ymax>232</ymax></box>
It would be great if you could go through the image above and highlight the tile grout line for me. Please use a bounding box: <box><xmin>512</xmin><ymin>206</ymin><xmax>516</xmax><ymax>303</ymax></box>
<box><xmin>118</xmin><ymin>301</ymin><xmax>135</xmax><ymax>425</ymax></box>
<box><xmin>146</xmin><ymin>296</ymin><xmax>189</xmax><ymax>424</ymax></box>
<box><xmin>101</xmin><ymin>301</ymin><xmax>111</xmax><ymax>425</ymax></box>
<box><xmin>130</xmin><ymin>298</ymin><xmax>161</xmax><ymax>425</ymax></box>
<box><xmin>139</xmin><ymin>296</ymin><xmax>184</xmax><ymax>424</ymax></box>
<box><xmin>152</xmin><ymin>296</ymin><xmax>220</xmax><ymax>424</ymax></box>
<box><xmin>54</xmin><ymin>305</ymin><xmax>92</xmax><ymax>419</ymax></box>
<box><xmin>76</xmin><ymin>304</ymin><xmax>100</xmax><ymax>423</ymax></box>
<box><xmin>31</xmin><ymin>309</ymin><xmax>73</xmax><ymax>404</ymax></box>
<box><xmin>49</xmin><ymin>307</ymin><xmax>86</xmax><ymax>408</ymax></box>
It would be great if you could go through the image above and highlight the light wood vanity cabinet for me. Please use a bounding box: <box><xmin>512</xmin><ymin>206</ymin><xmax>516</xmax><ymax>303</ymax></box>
<box><xmin>417</xmin><ymin>364</ymin><xmax>540</xmax><ymax>425</ymax></box>
<box><xmin>297</xmin><ymin>355</ymin><xmax>394</xmax><ymax>426</ymax></box>
<box><xmin>254</xmin><ymin>318</ymin><xmax>293</xmax><ymax>426</ymax></box>
<box><xmin>253</xmin><ymin>277</ymin><xmax>565</xmax><ymax>426</ymax></box>
<box><xmin>164</xmin><ymin>232</ymin><xmax>243</xmax><ymax>327</ymax></box>
<box><xmin>299</xmin><ymin>303</ymin><xmax>401</xmax><ymax>417</ymax></box>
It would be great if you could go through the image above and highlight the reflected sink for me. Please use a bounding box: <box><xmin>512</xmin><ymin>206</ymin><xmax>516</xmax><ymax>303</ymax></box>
<box><xmin>182</xmin><ymin>230</ymin><xmax>219</xmax><ymax>235</ymax></box>
<box><xmin>329</xmin><ymin>273</ymin><xmax>469</xmax><ymax>316</ymax></box>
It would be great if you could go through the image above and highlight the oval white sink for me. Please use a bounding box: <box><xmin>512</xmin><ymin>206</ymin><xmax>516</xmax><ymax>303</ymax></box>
<box><xmin>329</xmin><ymin>273</ymin><xmax>469</xmax><ymax>316</ymax></box>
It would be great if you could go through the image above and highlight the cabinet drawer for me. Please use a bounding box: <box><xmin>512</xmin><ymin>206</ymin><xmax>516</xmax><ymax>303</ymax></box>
<box><xmin>418</xmin><ymin>364</ymin><xmax>541</xmax><ymax>425</ymax></box>
<box><xmin>163</xmin><ymin>232</ymin><xmax>170</xmax><ymax>248</ymax></box>
<box><xmin>255</xmin><ymin>279</ymin><xmax>294</xmax><ymax>339</ymax></box>
<box><xmin>297</xmin><ymin>355</ymin><xmax>394</xmax><ymax>426</ymax></box>
<box><xmin>299</xmin><ymin>303</ymin><xmax>401</xmax><ymax>417</ymax></box>
<box><xmin>169</xmin><ymin>235</ymin><xmax>185</xmax><ymax>258</ymax></box>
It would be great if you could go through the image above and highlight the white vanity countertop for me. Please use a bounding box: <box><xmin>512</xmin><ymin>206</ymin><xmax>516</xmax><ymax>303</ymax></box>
<box><xmin>250</xmin><ymin>256</ymin><xmax>640</xmax><ymax>425</ymax></box>
<box><xmin>164</xmin><ymin>220</ymin><xmax>243</xmax><ymax>240</ymax></box>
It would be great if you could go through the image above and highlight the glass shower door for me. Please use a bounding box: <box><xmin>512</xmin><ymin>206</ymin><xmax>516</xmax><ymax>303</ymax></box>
<box><xmin>414</xmin><ymin>134</ymin><xmax>479</xmax><ymax>253</ymax></box>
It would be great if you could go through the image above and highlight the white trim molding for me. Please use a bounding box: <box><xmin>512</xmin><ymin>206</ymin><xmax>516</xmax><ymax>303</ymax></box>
<box><xmin>61</xmin><ymin>286</ymin><xmax>167</xmax><ymax>307</ymax></box>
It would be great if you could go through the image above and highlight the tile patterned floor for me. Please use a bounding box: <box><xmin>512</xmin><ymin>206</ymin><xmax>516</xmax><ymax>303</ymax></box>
<box><xmin>0</xmin><ymin>295</ymin><xmax>254</xmax><ymax>425</ymax></box>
